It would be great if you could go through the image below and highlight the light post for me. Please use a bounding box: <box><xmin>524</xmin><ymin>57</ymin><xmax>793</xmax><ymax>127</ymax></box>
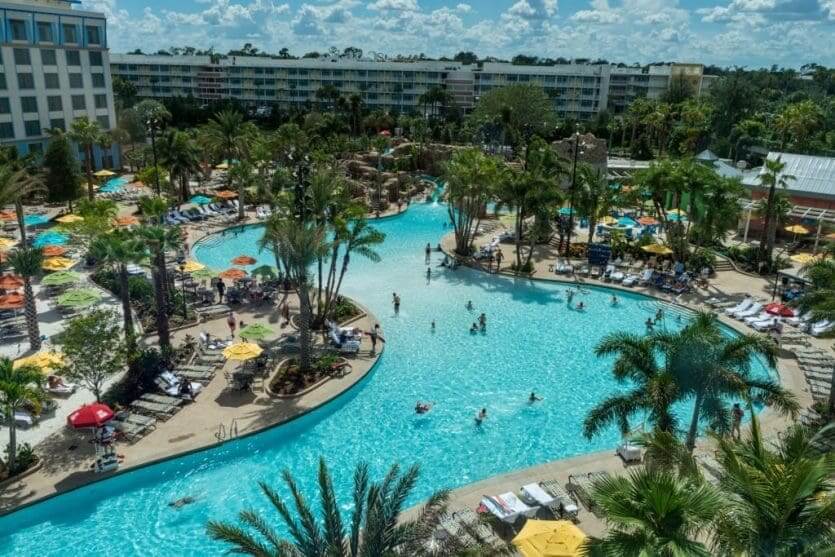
<box><xmin>771</xmin><ymin>246</ymin><xmax>789</xmax><ymax>301</ymax></box>
<box><xmin>564</xmin><ymin>126</ymin><xmax>584</xmax><ymax>258</ymax></box>
<box><xmin>145</xmin><ymin>117</ymin><xmax>161</xmax><ymax>196</ymax></box>
<box><xmin>179</xmin><ymin>262</ymin><xmax>188</xmax><ymax>320</ymax></box>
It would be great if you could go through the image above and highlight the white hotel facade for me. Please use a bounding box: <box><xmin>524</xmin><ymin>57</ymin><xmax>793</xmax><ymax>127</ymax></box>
<box><xmin>0</xmin><ymin>0</ymin><xmax>118</xmax><ymax>167</ymax></box>
<box><xmin>111</xmin><ymin>54</ymin><xmax>715</xmax><ymax>122</ymax></box>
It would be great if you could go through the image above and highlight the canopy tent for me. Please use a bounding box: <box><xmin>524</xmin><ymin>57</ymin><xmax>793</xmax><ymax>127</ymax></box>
<box><xmin>42</xmin><ymin>245</ymin><xmax>68</xmax><ymax>257</ymax></box>
<box><xmin>231</xmin><ymin>255</ymin><xmax>256</xmax><ymax>266</ymax></box>
<box><xmin>114</xmin><ymin>215</ymin><xmax>140</xmax><ymax>227</ymax></box>
<box><xmin>0</xmin><ymin>237</ymin><xmax>17</xmax><ymax>249</ymax></box>
<box><xmin>190</xmin><ymin>195</ymin><xmax>213</xmax><ymax>206</ymax></box>
<box><xmin>68</xmin><ymin>403</ymin><xmax>114</xmax><ymax>429</ymax></box>
<box><xmin>0</xmin><ymin>293</ymin><xmax>24</xmax><ymax>309</ymax></box>
<box><xmin>251</xmin><ymin>265</ymin><xmax>278</xmax><ymax>279</ymax></box>
<box><xmin>0</xmin><ymin>274</ymin><xmax>24</xmax><ymax>290</ymax></box>
<box><xmin>93</xmin><ymin>169</ymin><xmax>116</xmax><ymax>178</ymax></box>
<box><xmin>215</xmin><ymin>190</ymin><xmax>237</xmax><ymax>199</ymax></box>
<box><xmin>181</xmin><ymin>260</ymin><xmax>206</xmax><ymax>273</ymax></box>
<box><xmin>191</xmin><ymin>268</ymin><xmax>216</xmax><ymax>280</ymax></box>
<box><xmin>219</xmin><ymin>268</ymin><xmax>247</xmax><ymax>280</ymax></box>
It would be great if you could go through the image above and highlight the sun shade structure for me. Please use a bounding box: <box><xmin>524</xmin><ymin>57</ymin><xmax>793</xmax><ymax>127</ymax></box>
<box><xmin>641</xmin><ymin>243</ymin><xmax>673</xmax><ymax>255</ymax></box>
<box><xmin>239</xmin><ymin>323</ymin><xmax>275</xmax><ymax>341</ymax></box>
<box><xmin>251</xmin><ymin>265</ymin><xmax>277</xmax><ymax>278</ymax></box>
<box><xmin>42</xmin><ymin>257</ymin><xmax>76</xmax><ymax>271</ymax></box>
<box><xmin>0</xmin><ymin>274</ymin><xmax>23</xmax><ymax>289</ymax></box>
<box><xmin>637</xmin><ymin>216</ymin><xmax>659</xmax><ymax>225</ymax></box>
<box><xmin>765</xmin><ymin>302</ymin><xmax>795</xmax><ymax>317</ymax></box>
<box><xmin>191</xmin><ymin>268</ymin><xmax>216</xmax><ymax>280</ymax></box>
<box><xmin>790</xmin><ymin>253</ymin><xmax>821</xmax><ymax>264</ymax></box>
<box><xmin>214</xmin><ymin>162</ymin><xmax>230</xmax><ymax>170</ymax></box>
<box><xmin>512</xmin><ymin>519</ymin><xmax>587</xmax><ymax>557</ymax></box>
<box><xmin>219</xmin><ymin>268</ymin><xmax>247</xmax><ymax>280</ymax></box>
<box><xmin>56</xmin><ymin>288</ymin><xmax>101</xmax><ymax>307</ymax></box>
<box><xmin>215</xmin><ymin>190</ymin><xmax>237</xmax><ymax>199</ymax></box>
<box><xmin>0</xmin><ymin>292</ymin><xmax>24</xmax><ymax>309</ymax></box>
<box><xmin>42</xmin><ymin>245</ymin><xmax>68</xmax><ymax>257</ymax></box>
<box><xmin>33</xmin><ymin>231</ymin><xmax>69</xmax><ymax>248</ymax></box>
<box><xmin>558</xmin><ymin>207</ymin><xmax>575</xmax><ymax>216</ymax></box>
<box><xmin>0</xmin><ymin>237</ymin><xmax>17</xmax><ymax>249</ymax></box>
<box><xmin>114</xmin><ymin>215</ymin><xmax>140</xmax><ymax>227</ymax></box>
<box><xmin>190</xmin><ymin>195</ymin><xmax>212</xmax><ymax>205</ymax></box>
<box><xmin>223</xmin><ymin>342</ymin><xmax>263</xmax><ymax>361</ymax></box>
<box><xmin>41</xmin><ymin>271</ymin><xmax>81</xmax><ymax>286</ymax></box>
<box><xmin>93</xmin><ymin>169</ymin><xmax>116</xmax><ymax>178</ymax></box>
<box><xmin>231</xmin><ymin>255</ymin><xmax>256</xmax><ymax>266</ymax></box>
<box><xmin>785</xmin><ymin>224</ymin><xmax>811</xmax><ymax>234</ymax></box>
<box><xmin>55</xmin><ymin>215</ymin><xmax>84</xmax><ymax>224</ymax></box>
<box><xmin>14</xmin><ymin>351</ymin><xmax>64</xmax><ymax>372</ymax></box>
<box><xmin>181</xmin><ymin>260</ymin><xmax>206</xmax><ymax>273</ymax></box>
<box><xmin>0</xmin><ymin>210</ymin><xmax>16</xmax><ymax>221</ymax></box>
<box><xmin>599</xmin><ymin>216</ymin><xmax>618</xmax><ymax>225</ymax></box>
<box><xmin>24</xmin><ymin>214</ymin><xmax>50</xmax><ymax>227</ymax></box>
<box><xmin>67</xmin><ymin>403</ymin><xmax>114</xmax><ymax>429</ymax></box>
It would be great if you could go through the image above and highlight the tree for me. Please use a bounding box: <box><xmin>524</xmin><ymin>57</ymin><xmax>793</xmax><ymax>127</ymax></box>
<box><xmin>67</xmin><ymin>198</ymin><xmax>119</xmax><ymax>250</ymax></box>
<box><xmin>775</xmin><ymin>100</ymin><xmax>824</xmax><ymax>150</ymax></box>
<box><xmin>711</xmin><ymin>417</ymin><xmax>835</xmax><ymax>555</ymax></box>
<box><xmin>443</xmin><ymin>148</ymin><xmax>500</xmax><ymax>255</ymax></box>
<box><xmin>137</xmin><ymin>225</ymin><xmax>182</xmax><ymax>353</ymax></box>
<box><xmin>229</xmin><ymin>160</ymin><xmax>257</xmax><ymax>221</ymax></box>
<box><xmin>261</xmin><ymin>218</ymin><xmax>325</xmax><ymax>374</ymax></box>
<box><xmin>90</xmin><ymin>230</ymin><xmax>146</xmax><ymax>355</ymax></box>
<box><xmin>583</xmin><ymin>468</ymin><xmax>721</xmax><ymax>556</ymax></box>
<box><xmin>43</xmin><ymin>131</ymin><xmax>81</xmax><ymax>210</ymax></box>
<box><xmin>0</xmin><ymin>163</ymin><xmax>45</xmax><ymax>242</ymax></box>
<box><xmin>8</xmin><ymin>247</ymin><xmax>43</xmax><ymax>351</ymax></box>
<box><xmin>68</xmin><ymin>116</ymin><xmax>105</xmax><ymax>200</ymax></box>
<box><xmin>575</xmin><ymin>164</ymin><xmax>617</xmax><ymax>244</ymax></box>
<box><xmin>468</xmin><ymin>84</ymin><xmax>558</xmax><ymax>148</ymax></box>
<box><xmin>199</xmin><ymin>110</ymin><xmax>256</xmax><ymax>187</ymax></box>
<box><xmin>0</xmin><ymin>359</ymin><xmax>43</xmax><ymax>473</ymax></box>
<box><xmin>207</xmin><ymin>458</ymin><xmax>451</xmax><ymax>556</ymax></box>
<box><xmin>112</xmin><ymin>76</ymin><xmax>137</xmax><ymax>109</ymax></box>
<box><xmin>159</xmin><ymin>129</ymin><xmax>201</xmax><ymax>202</ymax></box>
<box><xmin>757</xmin><ymin>156</ymin><xmax>795</xmax><ymax>266</ymax></box>
<box><xmin>61</xmin><ymin>309</ymin><xmax>126</xmax><ymax>401</ymax></box>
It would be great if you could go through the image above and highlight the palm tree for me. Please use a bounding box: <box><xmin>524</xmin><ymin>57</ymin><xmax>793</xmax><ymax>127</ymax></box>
<box><xmin>90</xmin><ymin>230</ymin><xmax>146</xmax><ymax>354</ymax></box>
<box><xmin>583</xmin><ymin>468</ymin><xmax>721</xmax><ymax>556</ymax></box>
<box><xmin>230</xmin><ymin>160</ymin><xmax>257</xmax><ymax>221</ymax></box>
<box><xmin>0</xmin><ymin>164</ymin><xmax>46</xmax><ymax>243</ymax></box>
<box><xmin>199</xmin><ymin>109</ymin><xmax>256</xmax><ymax>187</ymax></box>
<box><xmin>159</xmin><ymin>130</ymin><xmax>201</xmax><ymax>203</ymax></box>
<box><xmin>207</xmin><ymin>458</ymin><xmax>451</xmax><ymax>556</ymax></box>
<box><xmin>584</xmin><ymin>333</ymin><xmax>680</xmax><ymax>440</ymax></box>
<box><xmin>261</xmin><ymin>217</ymin><xmax>325</xmax><ymax>373</ymax></box>
<box><xmin>8</xmin><ymin>247</ymin><xmax>43</xmax><ymax>351</ymax></box>
<box><xmin>136</xmin><ymin>225</ymin><xmax>182</xmax><ymax>352</ymax></box>
<box><xmin>0</xmin><ymin>359</ymin><xmax>44</xmax><ymax>473</ymax></box>
<box><xmin>711</xmin><ymin>416</ymin><xmax>835</xmax><ymax>555</ymax></box>
<box><xmin>137</xmin><ymin>195</ymin><xmax>169</xmax><ymax>225</ymax></box>
<box><xmin>68</xmin><ymin>116</ymin><xmax>105</xmax><ymax>200</ymax></box>
<box><xmin>443</xmin><ymin>148</ymin><xmax>500</xmax><ymax>255</ymax></box>
<box><xmin>575</xmin><ymin>164</ymin><xmax>616</xmax><ymax>245</ymax></box>
<box><xmin>794</xmin><ymin>258</ymin><xmax>835</xmax><ymax>414</ymax></box>
<box><xmin>757</xmin><ymin>156</ymin><xmax>795</xmax><ymax>265</ymax></box>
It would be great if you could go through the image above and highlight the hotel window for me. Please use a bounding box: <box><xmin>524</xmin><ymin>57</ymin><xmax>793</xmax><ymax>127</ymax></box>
<box><xmin>47</xmin><ymin>96</ymin><xmax>62</xmax><ymax>111</ymax></box>
<box><xmin>17</xmin><ymin>73</ymin><xmax>34</xmax><ymax>89</ymax></box>
<box><xmin>0</xmin><ymin>75</ymin><xmax>5</xmax><ymax>89</ymax></box>
<box><xmin>89</xmin><ymin>51</ymin><xmax>103</xmax><ymax>67</ymax></box>
<box><xmin>25</xmin><ymin>120</ymin><xmax>41</xmax><ymax>136</ymax></box>
<box><xmin>13</xmin><ymin>49</ymin><xmax>31</xmax><ymax>66</ymax></box>
<box><xmin>91</xmin><ymin>73</ymin><xmax>105</xmax><ymax>88</ymax></box>
<box><xmin>44</xmin><ymin>73</ymin><xmax>60</xmax><ymax>89</ymax></box>
<box><xmin>0</xmin><ymin>122</ymin><xmax>14</xmax><ymax>139</ymax></box>
<box><xmin>69</xmin><ymin>73</ymin><xmax>83</xmax><ymax>88</ymax></box>
<box><xmin>62</xmin><ymin>24</ymin><xmax>78</xmax><ymax>44</ymax></box>
<box><xmin>65</xmin><ymin>50</ymin><xmax>81</xmax><ymax>66</ymax></box>
<box><xmin>50</xmin><ymin>118</ymin><xmax>65</xmax><ymax>131</ymax></box>
<box><xmin>9</xmin><ymin>19</ymin><xmax>27</xmax><ymax>41</ymax></box>
<box><xmin>94</xmin><ymin>94</ymin><xmax>107</xmax><ymax>109</ymax></box>
<box><xmin>0</xmin><ymin>98</ymin><xmax>9</xmax><ymax>114</ymax></box>
<box><xmin>21</xmin><ymin>96</ymin><xmax>38</xmax><ymax>113</ymax></box>
<box><xmin>85</xmin><ymin>26</ymin><xmax>101</xmax><ymax>45</ymax></box>
<box><xmin>37</xmin><ymin>22</ymin><xmax>54</xmax><ymax>43</ymax></box>
<box><xmin>71</xmin><ymin>95</ymin><xmax>86</xmax><ymax>110</ymax></box>
<box><xmin>97</xmin><ymin>116</ymin><xmax>109</xmax><ymax>129</ymax></box>
<box><xmin>41</xmin><ymin>49</ymin><xmax>57</xmax><ymax>65</ymax></box>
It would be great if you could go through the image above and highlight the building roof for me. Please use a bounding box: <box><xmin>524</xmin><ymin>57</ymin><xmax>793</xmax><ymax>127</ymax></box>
<box><xmin>696</xmin><ymin>149</ymin><xmax>719</xmax><ymax>162</ymax></box>
<box><xmin>742</xmin><ymin>152</ymin><xmax>835</xmax><ymax>200</ymax></box>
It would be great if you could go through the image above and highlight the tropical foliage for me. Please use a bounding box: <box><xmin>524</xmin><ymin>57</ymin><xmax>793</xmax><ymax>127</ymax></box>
<box><xmin>0</xmin><ymin>358</ymin><xmax>43</xmax><ymax>474</ymax></box>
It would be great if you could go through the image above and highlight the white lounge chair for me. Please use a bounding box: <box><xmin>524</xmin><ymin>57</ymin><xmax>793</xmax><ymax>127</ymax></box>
<box><xmin>480</xmin><ymin>492</ymin><xmax>537</xmax><ymax>523</ymax></box>
<box><xmin>811</xmin><ymin>320</ymin><xmax>833</xmax><ymax>337</ymax></box>
<box><xmin>617</xmin><ymin>441</ymin><xmax>642</xmax><ymax>463</ymax></box>
<box><xmin>256</xmin><ymin>206</ymin><xmax>269</xmax><ymax>219</ymax></box>
<box><xmin>787</xmin><ymin>311</ymin><xmax>812</xmax><ymax>327</ymax></box>
<box><xmin>639</xmin><ymin>269</ymin><xmax>654</xmax><ymax>285</ymax></box>
<box><xmin>622</xmin><ymin>273</ymin><xmax>639</xmax><ymax>286</ymax></box>
<box><xmin>725</xmin><ymin>297</ymin><xmax>753</xmax><ymax>316</ymax></box>
<box><xmin>744</xmin><ymin>312</ymin><xmax>770</xmax><ymax>325</ymax></box>
<box><xmin>752</xmin><ymin>318</ymin><xmax>780</xmax><ymax>332</ymax></box>
<box><xmin>734</xmin><ymin>302</ymin><xmax>763</xmax><ymax>319</ymax></box>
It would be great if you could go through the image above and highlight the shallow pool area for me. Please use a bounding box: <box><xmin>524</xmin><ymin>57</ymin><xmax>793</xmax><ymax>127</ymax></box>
<box><xmin>0</xmin><ymin>200</ymin><xmax>774</xmax><ymax>555</ymax></box>
<box><xmin>100</xmin><ymin>176</ymin><xmax>129</xmax><ymax>193</ymax></box>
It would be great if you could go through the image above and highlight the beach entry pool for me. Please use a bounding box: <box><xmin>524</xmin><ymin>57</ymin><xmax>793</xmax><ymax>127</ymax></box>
<box><xmin>0</xmin><ymin>199</ymin><xmax>773</xmax><ymax>554</ymax></box>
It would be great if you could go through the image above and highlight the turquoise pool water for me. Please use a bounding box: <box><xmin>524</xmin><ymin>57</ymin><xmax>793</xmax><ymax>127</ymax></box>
<box><xmin>23</xmin><ymin>214</ymin><xmax>49</xmax><ymax>227</ymax></box>
<box><xmin>100</xmin><ymin>176</ymin><xmax>129</xmax><ymax>193</ymax></box>
<box><xmin>0</xmin><ymin>200</ymin><xmax>772</xmax><ymax>554</ymax></box>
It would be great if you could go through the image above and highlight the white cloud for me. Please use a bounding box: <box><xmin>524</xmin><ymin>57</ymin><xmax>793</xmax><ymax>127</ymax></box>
<box><xmin>819</xmin><ymin>0</ymin><xmax>835</xmax><ymax>18</ymax></box>
<box><xmin>730</xmin><ymin>0</ymin><xmax>777</xmax><ymax>10</ymax></box>
<box><xmin>367</xmin><ymin>0</ymin><xmax>419</xmax><ymax>11</ymax></box>
<box><xmin>571</xmin><ymin>0</ymin><xmax>621</xmax><ymax>23</ymax></box>
<box><xmin>506</xmin><ymin>0</ymin><xmax>558</xmax><ymax>19</ymax></box>
<box><xmin>455</xmin><ymin>3</ymin><xmax>472</xmax><ymax>13</ymax></box>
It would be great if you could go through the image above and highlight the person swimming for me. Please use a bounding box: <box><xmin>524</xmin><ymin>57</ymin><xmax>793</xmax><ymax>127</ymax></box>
<box><xmin>470</xmin><ymin>322</ymin><xmax>479</xmax><ymax>334</ymax></box>
<box><xmin>655</xmin><ymin>308</ymin><xmax>664</xmax><ymax>323</ymax></box>
<box><xmin>478</xmin><ymin>313</ymin><xmax>487</xmax><ymax>331</ymax></box>
<box><xmin>611</xmin><ymin>295</ymin><xmax>618</xmax><ymax>306</ymax></box>
<box><xmin>466</xmin><ymin>300</ymin><xmax>474</xmax><ymax>310</ymax></box>
<box><xmin>431</xmin><ymin>320</ymin><xmax>436</xmax><ymax>332</ymax></box>
<box><xmin>168</xmin><ymin>496</ymin><xmax>196</xmax><ymax>509</ymax></box>
<box><xmin>576</xmin><ymin>301</ymin><xmax>585</xmax><ymax>311</ymax></box>
<box><xmin>475</xmin><ymin>408</ymin><xmax>487</xmax><ymax>425</ymax></box>
<box><xmin>645</xmin><ymin>318</ymin><xmax>655</xmax><ymax>331</ymax></box>
<box><xmin>529</xmin><ymin>392</ymin><xmax>542</xmax><ymax>403</ymax></box>
<box><xmin>415</xmin><ymin>401</ymin><xmax>432</xmax><ymax>414</ymax></box>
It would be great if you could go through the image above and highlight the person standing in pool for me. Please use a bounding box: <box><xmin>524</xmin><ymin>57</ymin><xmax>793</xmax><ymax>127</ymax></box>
<box><xmin>431</xmin><ymin>320</ymin><xmax>436</xmax><ymax>332</ymax></box>
<box><xmin>478</xmin><ymin>313</ymin><xmax>487</xmax><ymax>331</ymax></box>
<box><xmin>529</xmin><ymin>392</ymin><xmax>542</xmax><ymax>403</ymax></box>
<box><xmin>425</xmin><ymin>243</ymin><xmax>432</xmax><ymax>264</ymax></box>
<box><xmin>426</xmin><ymin>267</ymin><xmax>431</xmax><ymax>282</ymax></box>
<box><xmin>475</xmin><ymin>408</ymin><xmax>487</xmax><ymax>425</ymax></box>
<box><xmin>393</xmin><ymin>294</ymin><xmax>401</xmax><ymax>315</ymax></box>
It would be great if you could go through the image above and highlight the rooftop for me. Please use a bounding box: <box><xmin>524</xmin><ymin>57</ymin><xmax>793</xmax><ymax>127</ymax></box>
<box><xmin>742</xmin><ymin>151</ymin><xmax>835</xmax><ymax>200</ymax></box>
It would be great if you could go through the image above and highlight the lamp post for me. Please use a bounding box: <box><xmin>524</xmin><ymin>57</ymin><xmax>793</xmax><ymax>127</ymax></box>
<box><xmin>564</xmin><ymin>127</ymin><xmax>583</xmax><ymax>258</ymax></box>
<box><xmin>145</xmin><ymin>117</ymin><xmax>161</xmax><ymax>196</ymax></box>
<box><xmin>179</xmin><ymin>262</ymin><xmax>188</xmax><ymax>319</ymax></box>
<box><xmin>771</xmin><ymin>246</ymin><xmax>789</xmax><ymax>301</ymax></box>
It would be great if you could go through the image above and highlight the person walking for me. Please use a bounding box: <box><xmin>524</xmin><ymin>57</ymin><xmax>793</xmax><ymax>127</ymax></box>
<box><xmin>216</xmin><ymin>278</ymin><xmax>226</xmax><ymax>303</ymax></box>
<box><xmin>368</xmin><ymin>323</ymin><xmax>384</xmax><ymax>355</ymax></box>
<box><xmin>226</xmin><ymin>311</ymin><xmax>237</xmax><ymax>338</ymax></box>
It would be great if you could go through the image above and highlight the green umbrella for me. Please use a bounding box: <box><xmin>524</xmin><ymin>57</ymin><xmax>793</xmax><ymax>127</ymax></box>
<box><xmin>56</xmin><ymin>288</ymin><xmax>101</xmax><ymax>308</ymax></box>
<box><xmin>191</xmin><ymin>268</ymin><xmax>216</xmax><ymax>280</ymax></box>
<box><xmin>251</xmin><ymin>265</ymin><xmax>278</xmax><ymax>279</ymax></box>
<box><xmin>42</xmin><ymin>271</ymin><xmax>82</xmax><ymax>286</ymax></box>
<box><xmin>239</xmin><ymin>323</ymin><xmax>275</xmax><ymax>341</ymax></box>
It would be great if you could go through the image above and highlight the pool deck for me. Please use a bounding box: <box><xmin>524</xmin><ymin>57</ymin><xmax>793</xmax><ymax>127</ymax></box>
<box><xmin>0</xmin><ymin>293</ymin><xmax>384</xmax><ymax>515</ymax></box>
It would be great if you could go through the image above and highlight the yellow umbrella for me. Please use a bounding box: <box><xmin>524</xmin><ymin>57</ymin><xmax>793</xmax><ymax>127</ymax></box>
<box><xmin>223</xmin><ymin>342</ymin><xmax>263</xmax><ymax>361</ymax></box>
<box><xmin>824</xmin><ymin>232</ymin><xmax>835</xmax><ymax>241</ymax></box>
<box><xmin>512</xmin><ymin>519</ymin><xmax>587</xmax><ymax>557</ymax></box>
<box><xmin>785</xmin><ymin>224</ymin><xmax>810</xmax><ymax>235</ymax></box>
<box><xmin>42</xmin><ymin>257</ymin><xmax>76</xmax><ymax>271</ymax></box>
<box><xmin>93</xmin><ymin>169</ymin><xmax>116</xmax><ymax>178</ymax></box>
<box><xmin>14</xmin><ymin>351</ymin><xmax>64</xmax><ymax>373</ymax></box>
<box><xmin>0</xmin><ymin>237</ymin><xmax>17</xmax><ymax>249</ymax></box>
<box><xmin>215</xmin><ymin>162</ymin><xmax>230</xmax><ymax>170</ymax></box>
<box><xmin>641</xmin><ymin>243</ymin><xmax>673</xmax><ymax>255</ymax></box>
<box><xmin>599</xmin><ymin>216</ymin><xmax>618</xmax><ymax>225</ymax></box>
<box><xmin>55</xmin><ymin>214</ymin><xmax>84</xmax><ymax>224</ymax></box>
<box><xmin>182</xmin><ymin>260</ymin><xmax>206</xmax><ymax>273</ymax></box>
<box><xmin>790</xmin><ymin>253</ymin><xmax>821</xmax><ymax>265</ymax></box>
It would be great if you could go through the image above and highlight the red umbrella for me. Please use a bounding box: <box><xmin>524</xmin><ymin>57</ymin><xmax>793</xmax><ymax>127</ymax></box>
<box><xmin>67</xmin><ymin>403</ymin><xmax>114</xmax><ymax>429</ymax></box>
<box><xmin>231</xmin><ymin>255</ymin><xmax>256</xmax><ymax>266</ymax></box>
<box><xmin>765</xmin><ymin>302</ymin><xmax>794</xmax><ymax>317</ymax></box>
<box><xmin>379</xmin><ymin>130</ymin><xmax>391</xmax><ymax>136</ymax></box>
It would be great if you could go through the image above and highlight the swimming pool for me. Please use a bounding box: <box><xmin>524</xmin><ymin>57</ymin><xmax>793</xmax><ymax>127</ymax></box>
<box><xmin>0</xmin><ymin>200</ymin><xmax>773</xmax><ymax>554</ymax></box>
<box><xmin>100</xmin><ymin>176</ymin><xmax>129</xmax><ymax>193</ymax></box>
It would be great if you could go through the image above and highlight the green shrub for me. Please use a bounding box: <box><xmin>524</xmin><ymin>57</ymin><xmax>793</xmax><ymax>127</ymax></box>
<box><xmin>4</xmin><ymin>443</ymin><xmax>37</xmax><ymax>475</ymax></box>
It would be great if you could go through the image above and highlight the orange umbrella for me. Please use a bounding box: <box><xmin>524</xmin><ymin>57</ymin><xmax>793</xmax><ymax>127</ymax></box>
<box><xmin>232</xmin><ymin>255</ymin><xmax>256</xmax><ymax>266</ymax></box>
<box><xmin>216</xmin><ymin>190</ymin><xmax>237</xmax><ymax>199</ymax></box>
<box><xmin>638</xmin><ymin>216</ymin><xmax>659</xmax><ymax>225</ymax></box>
<box><xmin>0</xmin><ymin>292</ymin><xmax>24</xmax><ymax>309</ymax></box>
<box><xmin>0</xmin><ymin>274</ymin><xmax>23</xmax><ymax>290</ymax></box>
<box><xmin>0</xmin><ymin>210</ymin><xmax>16</xmax><ymax>221</ymax></box>
<box><xmin>114</xmin><ymin>215</ymin><xmax>139</xmax><ymax>226</ymax></box>
<box><xmin>42</xmin><ymin>245</ymin><xmax>68</xmax><ymax>257</ymax></box>
<box><xmin>219</xmin><ymin>268</ymin><xmax>247</xmax><ymax>280</ymax></box>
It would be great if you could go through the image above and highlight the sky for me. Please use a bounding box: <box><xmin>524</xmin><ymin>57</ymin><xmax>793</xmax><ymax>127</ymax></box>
<box><xmin>81</xmin><ymin>0</ymin><xmax>835</xmax><ymax>68</ymax></box>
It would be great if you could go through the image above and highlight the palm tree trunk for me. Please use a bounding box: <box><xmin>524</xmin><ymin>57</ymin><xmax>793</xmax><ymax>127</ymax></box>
<box><xmin>759</xmin><ymin>184</ymin><xmax>776</xmax><ymax>264</ymax></box>
<box><xmin>588</xmin><ymin>216</ymin><xmax>597</xmax><ymax>244</ymax></box>
<box><xmin>14</xmin><ymin>200</ymin><xmax>26</xmax><ymax>243</ymax></box>
<box><xmin>22</xmin><ymin>279</ymin><xmax>41</xmax><ymax>351</ymax></box>
<box><xmin>515</xmin><ymin>207</ymin><xmax>523</xmax><ymax>270</ymax></box>
<box><xmin>828</xmin><ymin>369</ymin><xmax>835</xmax><ymax>417</ymax></box>
<box><xmin>237</xmin><ymin>184</ymin><xmax>245</xmax><ymax>221</ymax></box>
<box><xmin>151</xmin><ymin>256</ymin><xmax>171</xmax><ymax>350</ymax></box>
<box><xmin>6</xmin><ymin>412</ymin><xmax>17</xmax><ymax>472</ymax></box>
<box><xmin>685</xmin><ymin>391</ymin><xmax>704</xmax><ymax>452</ymax></box>
<box><xmin>119</xmin><ymin>264</ymin><xmax>136</xmax><ymax>354</ymax></box>
<box><xmin>297</xmin><ymin>281</ymin><xmax>312</xmax><ymax>373</ymax></box>
<box><xmin>85</xmin><ymin>145</ymin><xmax>94</xmax><ymax>200</ymax></box>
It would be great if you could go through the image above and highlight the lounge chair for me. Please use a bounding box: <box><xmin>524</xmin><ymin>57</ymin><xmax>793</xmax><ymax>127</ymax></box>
<box><xmin>811</xmin><ymin>320</ymin><xmax>833</xmax><ymax>337</ymax></box>
<box><xmin>539</xmin><ymin>480</ymin><xmax>579</xmax><ymax>521</ymax></box>
<box><xmin>567</xmin><ymin>472</ymin><xmax>610</xmax><ymax>516</ymax></box>
<box><xmin>752</xmin><ymin>317</ymin><xmax>780</xmax><ymax>332</ymax></box>
<box><xmin>734</xmin><ymin>302</ymin><xmax>763</xmax><ymax>319</ymax></box>
<box><xmin>622</xmin><ymin>273</ymin><xmax>639</xmax><ymax>286</ymax></box>
<box><xmin>130</xmin><ymin>399</ymin><xmax>179</xmax><ymax>418</ymax></box>
<box><xmin>174</xmin><ymin>368</ymin><xmax>214</xmax><ymax>383</ymax></box>
<box><xmin>638</xmin><ymin>269</ymin><xmax>654</xmax><ymax>285</ymax></box>
<box><xmin>479</xmin><ymin>492</ymin><xmax>537</xmax><ymax>523</ymax></box>
<box><xmin>725</xmin><ymin>297</ymin><xmax>753</xmax><ymax>316</ymax></box>
<box><xmin>787</xmin><ymin>312</ymin><xmax>812</xmax><ymax>327</ymax></box>
<box><xmin>178</xmin><ymin>363</ymin><xmax>216</xmax><ymax>373</ymax></box>
<box><xmin>743</xmin><ymin>312</ymin><xmax>770</xmax><ymax>325</ymax></box>
<box><xmin>520</xmin><ymin>483</ymin><xmax>560</xmax><ymax>518</ymax></box>
<box><xmin>617</xmin><ymin>441</ymin><xmax>643</xmax><ymax>463</ymax></box>
<box><xmin>140</xmin><ymin>393</ymin><xmax>185</xmax><ymax>407</ymax></box>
